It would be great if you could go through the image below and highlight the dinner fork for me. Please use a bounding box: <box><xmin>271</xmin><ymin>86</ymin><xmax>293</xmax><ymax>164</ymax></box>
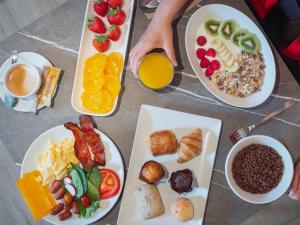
<box><xmin>229</xmin><ymin>100</ymin><xmax>296</xmax><ymax>144</ymax></box>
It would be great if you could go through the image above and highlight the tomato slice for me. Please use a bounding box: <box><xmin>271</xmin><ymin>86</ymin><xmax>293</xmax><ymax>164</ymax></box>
<box><xmin>99</xmin><ymin>168</ymin><xmax>121</xmax><ymax>199</ymax></box>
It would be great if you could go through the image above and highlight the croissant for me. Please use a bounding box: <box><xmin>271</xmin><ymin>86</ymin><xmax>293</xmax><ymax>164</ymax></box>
<box><xmin>177</xmin><ymin>128</ymin><xmax>202</xmax><ymax>164</ymax></box>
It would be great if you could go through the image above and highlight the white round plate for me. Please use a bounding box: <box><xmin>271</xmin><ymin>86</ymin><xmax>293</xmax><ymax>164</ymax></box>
<box><xmin>0</xmin><ymin>52</ymin><xmax>52</xmax><ymax>112</ymax></box>
<box><xmin>225</xmin><ymin>135</ymin><xmax>293</xmax><ymax>204</ymax></box>
<box><xmin>21</xmin><ymin>125</ymin><xmax>125</xmax><ymax>225</ymax></box>
<box><xmin>185</xmin><ymin>4</ymin><xmax>276</xmax><ymax>108</ymax></box>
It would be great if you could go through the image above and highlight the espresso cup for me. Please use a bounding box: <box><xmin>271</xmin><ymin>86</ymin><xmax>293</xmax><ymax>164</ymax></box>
<box><xmin>2</xmin><ymin>63</ymin><xmax>41</xmax><ymax>98</ymax></box>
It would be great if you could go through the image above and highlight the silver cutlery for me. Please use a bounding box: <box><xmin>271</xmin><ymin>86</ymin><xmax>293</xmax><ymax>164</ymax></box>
<box><xmin>11</xmin><ymin>50</ymin><xmax>18</xmax><ymax>64</ymax></box>
<box><xmin>138</xmin><ymin>0</ymin><xmax>160</xmax><ymax>13</ymax></box>
<box><xmin>229</xmin><ymin>100</ymin><xmax>296</xmax><ymax>144</ymax></box>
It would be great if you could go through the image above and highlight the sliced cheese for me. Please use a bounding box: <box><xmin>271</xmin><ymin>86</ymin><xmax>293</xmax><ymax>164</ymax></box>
<box><xmin>16</xmin><ymin>170</ymin><xmax>55</xmax><ymax>221</ymax></box>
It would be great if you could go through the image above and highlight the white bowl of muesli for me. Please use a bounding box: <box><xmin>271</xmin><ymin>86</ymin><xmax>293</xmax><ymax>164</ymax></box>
<box><xmin>185</xmin><ymin>4</ymin><xmax>276</xmax><ymax>108</ymax></box>
<box><xmin>225</xmin><ymin>135</ymin><xmax>294</xmax><ymax>204</ymax></box>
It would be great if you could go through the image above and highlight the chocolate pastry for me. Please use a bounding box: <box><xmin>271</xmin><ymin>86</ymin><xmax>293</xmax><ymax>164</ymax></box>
<box><xmin>169</xmin><ymin>169</ymin><xmax>193</xmax><ymax>194</ymax></box>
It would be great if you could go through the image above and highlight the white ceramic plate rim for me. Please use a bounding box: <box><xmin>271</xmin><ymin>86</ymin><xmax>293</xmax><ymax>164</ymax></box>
<box><xmin>185</xmin><ymin>4</ymin><xmax>276</xmax><ymax>108</ymax></box>
<box><xmin>20</xmin><ymin>125</ymin><xmax>125</xmax><ymax>225</ymax></box>
<box><xmin>225</xmin><ymin>135</ymin><xmax>294</xmax><ymax>204</ymax></box>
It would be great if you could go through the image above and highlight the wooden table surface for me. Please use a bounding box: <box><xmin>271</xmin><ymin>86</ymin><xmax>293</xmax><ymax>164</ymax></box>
<box><xmin>0</xmin><ymin>0</ymin><xmax>299</xmax><ymax>224</ymax></box>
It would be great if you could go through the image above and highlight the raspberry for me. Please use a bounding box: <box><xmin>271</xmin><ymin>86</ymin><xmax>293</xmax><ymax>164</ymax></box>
<box><xmin>205</xmin><ymin>67</ymin><xmax>214</xmax><ymax>77</ymax></box>
<box><xmin>210</xmin><ymin>60</ymin><xmax>221</xmax><ymax>70</ymax></box>
<box><xmin>207</xmin><ymin>48</ymin><xmax>216</xmax><ymax>57</ymax></box>
<box><xmin>200</xmin><ymin>57</ymin><xmax>210</xmax><ymax>68</ymax></box>
<box><xmin>197</xmin><ymin>36</ymin><xmax>207</xmax><ymax>46</ymax></box>
<box><xmin>196</xmin><ymin>48</ymin><xmax>207</xmax><ymax>59</ymax></box>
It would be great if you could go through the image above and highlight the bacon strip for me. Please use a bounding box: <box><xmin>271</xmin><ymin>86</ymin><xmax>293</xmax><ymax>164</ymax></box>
<box><xmin>79</xmin><ymin>115</ymin><xmax>106</xmax><ymax>166</ymax></box>
<box><xmin>64</xmin><ymin>122</ymin><xmax>94</xmax><ymax>168</ymax></box>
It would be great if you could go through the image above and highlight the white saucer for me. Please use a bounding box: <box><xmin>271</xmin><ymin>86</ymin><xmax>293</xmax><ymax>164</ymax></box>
<box><xmin>0</xmin><ymin>52</ymin><xmax>52</xmax><ymax>112</ymax></box>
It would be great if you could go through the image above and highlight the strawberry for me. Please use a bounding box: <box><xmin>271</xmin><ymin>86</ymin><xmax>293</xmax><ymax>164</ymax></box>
<box><xmin>205</xmin><ymin>67</ymin><xmax>214</xmax><ymax>77</ymax></box>
<box><xmin>107</xmin><ymin>25</ymin><xmax>121</xmax><ymax>41</ymax></box>
<box><xmin>88</xmin><ymin>16</ymin><xmax>106</xmax><ymax>34</ymax></box>
<box><xmin>197</xmin><ymin>36</ymin><xmax>207</xmax><ymax>46</ymax></box>
<box><xmin>210</xmin><ymin>60</ymin><xmax>221</xmax><ymax>70</ymax></box>
<box><xmin>196</xmin><ymin>48</ymin><xmax>207</xmax><ymax>59</ymax></box>
<box><xmin>107</xmin><ymin>0</ymin><xmax>123</xmax><ymax>9</ymax></box>
<box><xmin>94</xmin><ymin>0</ymin><xmax>108</xmax><ymax>17</ymax></box>
<box><xmin>207</xmin><ymin>48</ymin><xmax>216</xmax><ymax>57</ymax></box>
<box><xmin>93</xmin><ymin>35</ymin><xmax>110</xmax><ymax>52</ymax></box>
<box><xmin>200</xmin><ymin>57</ymin><xmax>210</xmax><ymax>68</ymax></box>
<box><xmin>107</xmin><ymin>7</ymin><xmax>126</xmax><ymax>25</ymax></box>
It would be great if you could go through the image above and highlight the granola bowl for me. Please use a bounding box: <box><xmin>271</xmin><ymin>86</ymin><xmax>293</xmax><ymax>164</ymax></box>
<box><xmin>185</xmin><ymin>4</ymin><xmax>276</xmax><ymax>108</ymax></box>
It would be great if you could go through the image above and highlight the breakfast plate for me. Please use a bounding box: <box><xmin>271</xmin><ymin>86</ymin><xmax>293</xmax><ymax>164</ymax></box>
<box><xmin>71</xmin><ymin>0</ymin><xmax>134</xmax><ymax>116</ymax></box>
<box><xmin>0</xmin><ymin>52</ymin><xmax>52</xmax><ymax>112</ymax></box>
<box><xmin>117</xmin><ymin>105</ymin><xmax>222</xmax><ymax>225</ymax></box>
<box><xmin>21</xmin><ymin>124</ymin><xmax>125</xmax><ymax>225</ymax></box>
<box><xmin>185</xmin><ymin>4</ymin><xmax>276</xmax><ymax>108</ymax></box>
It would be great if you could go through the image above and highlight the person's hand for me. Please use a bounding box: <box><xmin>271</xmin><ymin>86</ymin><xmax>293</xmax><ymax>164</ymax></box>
<box><xmin>129</xmin><ymin>18</ymin><xmax>178</xmax><ymax>77</ymax></box>
<box><xmin>289</xmin><ymin>160</ymin><xmax>300</xmax><ymax>200</ymax></box>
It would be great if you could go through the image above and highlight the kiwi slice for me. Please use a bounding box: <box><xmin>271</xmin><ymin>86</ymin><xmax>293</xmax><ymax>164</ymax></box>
<box><xmin>231</xmin><ymin>29</ymin><xmax>249</xmax><ymax>46</ymax></box>
<box><xmin>218</xmin><ymin>20</ymin><xmax>238</xmax><ymax>40</ymax></box>
<box><xmin>204</xmin><ymin>19</ymin><xmax>221</xmax><ymax>37</ymax></box>
<box><xmin>239</xmin><ymin>33</ymin><xmax>260</xmax><ymax>53</ymax></box>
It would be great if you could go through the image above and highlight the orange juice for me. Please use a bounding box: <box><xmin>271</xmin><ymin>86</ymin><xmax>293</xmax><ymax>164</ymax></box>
<box><xmin>138</xmin><ymin>53</ymin><xmax>174</xmax><ymax>89</ymax></box>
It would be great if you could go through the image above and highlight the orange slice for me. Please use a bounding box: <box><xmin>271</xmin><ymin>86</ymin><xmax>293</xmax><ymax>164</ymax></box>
<box><xmin>104</xmin><ymin>75</ymin><xmax>121</xmax><ymax>98</ymax></box>
<box><xmin>81</xmin><ymin>90</ymin><xmax>113</xmax><ymax>113</ymax></box>
<box><xmin>83</xmin><ymin>73</ymin><xmax>106</xmax><ymax>93</ymax></box>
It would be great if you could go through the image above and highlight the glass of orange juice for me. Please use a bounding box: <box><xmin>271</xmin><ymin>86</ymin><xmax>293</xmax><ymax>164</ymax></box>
<box><xmin>138</xmin><ymin>53</ymin><xmax>174</xmax><ymax>90</ymax></box>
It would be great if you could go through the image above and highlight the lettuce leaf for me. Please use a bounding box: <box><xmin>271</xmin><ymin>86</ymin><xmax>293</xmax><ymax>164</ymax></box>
<box><xmin>78</xmin><ymin>201</ymin><xmax>101</xmax><ymax>218</ymax></box>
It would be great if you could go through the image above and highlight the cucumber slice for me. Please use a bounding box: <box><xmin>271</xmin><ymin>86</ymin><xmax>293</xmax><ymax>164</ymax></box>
<box><xmin>70</xmin><ymin>169</ymin><xmax>84</xmax><ymax>198</ymax></box>
<box><xmin>231</xmin><ymin>29</ymin><xmax>249</xmax><ymax>46</ymax></box>
<box><xmin>73</xmin><ymin>165</ymin><xmax>87</xmax><ymax>194</ymax></box>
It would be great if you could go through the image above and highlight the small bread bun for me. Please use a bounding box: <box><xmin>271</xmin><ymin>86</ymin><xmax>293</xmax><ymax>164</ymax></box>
<box><xmin>171</xmin><ymin>198</ymin><xmax>194</xmax><ymax>222</ymax></box>
<box><xmin>139</xmin><ymin>160</ymin><xmax>164</xmax><ymax>184</ymax></box>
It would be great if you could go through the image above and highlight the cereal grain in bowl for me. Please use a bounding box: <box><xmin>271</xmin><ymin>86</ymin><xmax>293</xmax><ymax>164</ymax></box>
<box><xmin>211</xmin><ymin>51</ymin><xmax>265</xmax><ymax>97</ymax></box>
<box><xmin>225</xmin><ymin>135</ymin><xmax>294</xmax><ymax>204</ymax></box>
<box><xmin>232</xmin><ymin>144</ymin><xmax>283</xmax><ymax>194</ymax></box>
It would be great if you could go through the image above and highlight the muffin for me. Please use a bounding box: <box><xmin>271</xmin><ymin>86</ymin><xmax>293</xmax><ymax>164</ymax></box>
<box><xmin>169</xmin><ymin>169</ymin><xmax>193</xmax><ymax>193</ymax></box>
<box><xmin>171</xmin><ymin>198</ymin><xmax>194</xmax><ymax>221</ymax></box>
<box><xmin>139</xmin><ymin>160</ymin><xmax>165</xmax><ymax>184</ymax></box>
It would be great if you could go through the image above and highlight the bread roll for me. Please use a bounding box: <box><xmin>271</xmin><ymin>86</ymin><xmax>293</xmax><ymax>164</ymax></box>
<box><xmin>171</xmin><ymin>198</ymin><xmax>194</xmax><ymax>221</ymax></box>
<box><xmin>134</xmin><ymin>184</ymin><xmax>165</xmax><ymax>219</ymax></box>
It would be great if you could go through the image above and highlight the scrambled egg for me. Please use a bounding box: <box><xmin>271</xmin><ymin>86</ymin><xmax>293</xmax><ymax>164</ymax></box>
<box><xmin>36</xmin><ymin>138</ymin><xmax>79</xmax><ymax>186</ymax></box>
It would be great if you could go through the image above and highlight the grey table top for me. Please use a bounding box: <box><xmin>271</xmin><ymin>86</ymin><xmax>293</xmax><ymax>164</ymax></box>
<box><xmin>0</xmin><ymin>0</ymin><xmax>299</xmax><ymax>225</ymax></box>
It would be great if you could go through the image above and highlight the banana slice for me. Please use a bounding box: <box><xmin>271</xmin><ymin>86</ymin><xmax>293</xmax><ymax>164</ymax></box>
<box><xmin>218</xmin><ymin>44</ymin><xmax>227</xmax><ymax>53</ymax></box>
<box><xmin>224</xmin><ymin>54</ymin><xmax>235</xmax><ymax>66</ymax></box>
<box><xmin>211</xmin><ymin>38</ymin><xmax>223</xmax><ymax>50</ymax></box>
<box><xmin>218</xmin><ymin>49</ymin><xmax>229</xmax><ymax>57</ymax></box>
<box><xmin>222</xmin><ymin>51</ymin><xmax>232</xmax><ymax>62</ymax></box>
<box><xmin>226</xmin><ymin>61</ymin><xmax>240</xmax><ymax>72</ymax></box>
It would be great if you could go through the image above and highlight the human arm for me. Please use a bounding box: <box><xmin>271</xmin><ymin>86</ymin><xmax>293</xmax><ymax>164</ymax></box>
<box><xmin>129</xmin><ymin>0</ymin><xmax>190</xmax><ymax>76</ymax></box>
<box><xmin>289</xmin><ymin>160</ymin><xmax>300</xmax><ymax>200</ymax></box>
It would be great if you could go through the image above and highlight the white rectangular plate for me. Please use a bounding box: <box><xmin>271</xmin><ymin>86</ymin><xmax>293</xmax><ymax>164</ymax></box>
<box><xmin>71</xmin><ymin>0</ymin><xmax>134</xmax><ymax>116</ymax></box>
<box><xmin>117</xmin><ymin>105</ymin><xmax>222</xmax><ymax>225</ymax></box>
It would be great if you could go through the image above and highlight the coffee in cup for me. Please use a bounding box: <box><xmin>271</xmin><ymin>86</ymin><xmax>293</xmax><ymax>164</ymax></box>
<box><xmin>3</xmin><ymin>63</ymin><xmax>41</xmax><ymax>98</ymax></box>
